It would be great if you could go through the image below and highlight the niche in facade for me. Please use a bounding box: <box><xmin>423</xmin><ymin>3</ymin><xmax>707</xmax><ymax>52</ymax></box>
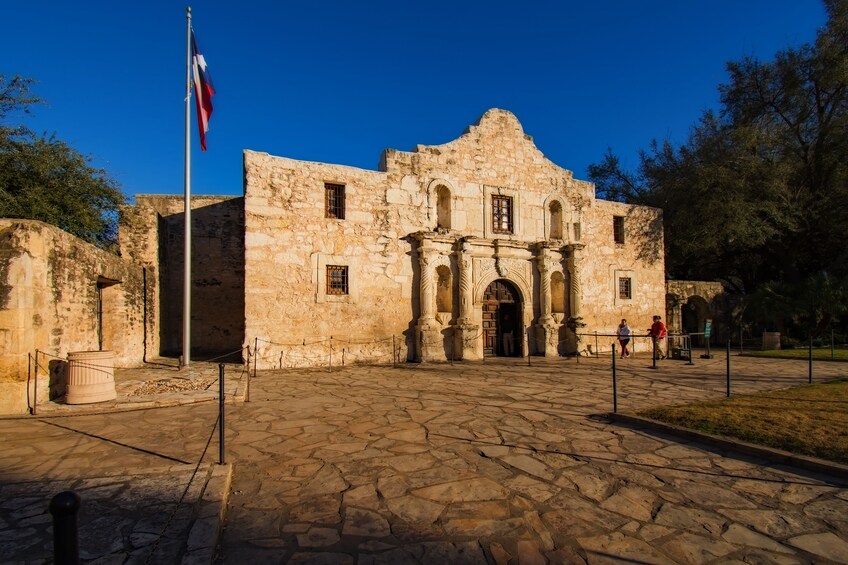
<box><xmin>549</xmin><ymin>200</ymin><xmax>562</xmax><ymax>240</ymax></box>
<box><xmin>436</xmin><ymin>185</ymin><xmax>451</xmax><ymax>230</ymax></box>
<box><xmin>436</xmin><ymin>265</ymin><xmax>452</xmax><ymax>321</ymax></box>
<box><xmin>551</xmin><ymin>271</ymin><xmax>566</xmax><ymax>314</ymax></box>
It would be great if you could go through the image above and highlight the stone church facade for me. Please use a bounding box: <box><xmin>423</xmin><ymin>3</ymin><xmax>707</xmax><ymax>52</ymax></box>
<box><xmin>238</xmin><ymin>109</ymin><xmax>666</xmax><ymax>366</ymax></box>
<box><xmin>0</xmin><ymin>109</ymin><xmax>684</xmax><ymax>414</ymax></box>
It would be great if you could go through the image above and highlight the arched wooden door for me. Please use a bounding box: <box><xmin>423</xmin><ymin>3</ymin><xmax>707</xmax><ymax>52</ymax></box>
<box><xmin>482</xmin><ymin>279</ymin><xmax>521</xmax><ymax>357</ymax></box>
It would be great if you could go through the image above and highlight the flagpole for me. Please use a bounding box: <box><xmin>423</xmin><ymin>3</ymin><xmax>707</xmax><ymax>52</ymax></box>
<box><xmin>183</xmin><ymin>6</ymin><xmax>192</xmax><ymax>368</ymax></box>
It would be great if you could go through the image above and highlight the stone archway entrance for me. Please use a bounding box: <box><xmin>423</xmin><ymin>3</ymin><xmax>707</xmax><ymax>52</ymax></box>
<box><xmin>483</xmin><ymin>279</ymin><xmax>521</xmax><ymax>357</ymax></box>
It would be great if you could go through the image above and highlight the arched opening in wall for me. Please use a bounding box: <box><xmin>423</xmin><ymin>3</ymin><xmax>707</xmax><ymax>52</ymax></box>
<box><xmin>683</xmin><ymin>296</ymin><xmax>712</xmax><ymax>347</ymax></box>
<box><xmin>482</xmin><ymin>279</ymin><xmax>522</xmax><ymax>357</ymax></box>
<box><xmin>549</xmin><ymin>201</ymin><xmax>562</xmax><ymax>240</ymax></box>
<box><xmin>436</xmin><ymin>265</ymin><xmax>452</xmax><ymax>319</ymax></box>
<box><xmin>551</xmin><ymin>271</ymin><xmax>565</xmax><ymax>315</ymax></box>
<box><xmin>436</xmin><ymin>185</ymin><xmax>451</xmax><ymax>230</ymax></box>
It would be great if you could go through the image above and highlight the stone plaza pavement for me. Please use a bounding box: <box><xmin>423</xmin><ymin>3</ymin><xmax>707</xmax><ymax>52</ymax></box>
<box><xmin>0</xmin><ymin>353</ymin><xmax>846</xmax><ymax>563</ymax></box>
<box><xmin>0</xmin><ymin>360</ymin><xmax>243</xmax><ymax>563</ymax></box>
<box><xmin>216</xmin><ymin>354</ymin><xmax>848</xmax><ymax>564</ymax></box>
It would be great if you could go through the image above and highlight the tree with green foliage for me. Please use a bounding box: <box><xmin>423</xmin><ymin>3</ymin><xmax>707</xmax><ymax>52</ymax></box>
<box><xmin>589</xmin><ymin>0</ymin><xmax>848</xmax><ymax>337</ymax></box>
<box><xmin>0</xmin><ymin>74</ymin><xmax>125</xmax><ymax>247</ymax></box>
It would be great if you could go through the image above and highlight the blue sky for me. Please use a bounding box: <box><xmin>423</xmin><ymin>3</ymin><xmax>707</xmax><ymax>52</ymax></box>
<box><xmin>2</xmin><ymin>1</ymin><xmax>827</xmax><ymax>201</ymax></box>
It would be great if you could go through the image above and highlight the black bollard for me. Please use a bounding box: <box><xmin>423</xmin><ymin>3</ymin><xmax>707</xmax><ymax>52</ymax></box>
<box><xmin>219</xmin><ymin>364</ymin><xmax>225</xmax><ymax>465</ymax></box>
<box><xmin>809</xmin><ymin>336</ymin><xmax>813</xmax><ymax>385</ymax></box>
<box><xmin>612</xmin><ymin>344</ymin><xmax>617</xmax><ymax>413</ymax></box>
<box><xmin>50</xmin><ymin>491</ymin><xmax>80</xmax><ymax>565</ymax></box>
<box><xmin>726</xmin><ymin>340</ymin><xmax>731</xmax><ymax>397</ymax></box>
<box><xmin>651</xmin><ymin>336</ymin><xmax>658</xmax><ymax>370</ymax></box>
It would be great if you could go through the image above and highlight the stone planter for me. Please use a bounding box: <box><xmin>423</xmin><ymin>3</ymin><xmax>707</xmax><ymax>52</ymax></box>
<box><xmin>66</xmin><ymin>350</ymin><xmax>117</xmax><ymax>404</ymax></box>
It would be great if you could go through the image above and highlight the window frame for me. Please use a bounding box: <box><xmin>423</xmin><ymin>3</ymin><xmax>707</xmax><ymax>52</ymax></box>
<box><xmin>492</xmin><ymin>195</ymin><xmax>514</xmax><ymax>235</ymax></box>
<box><xmin>613</xmin><ymin>215</ymin><xmax>625</xmax><ymax>244</ymax></box>
<box><xmin>618</xmin><ymin>277</ymin><xmax>632</xmax><ymax>300</ymax></box>
<box><xmin>326</xmin><ymin>265</ymin><xmax>349</xmax><ymax>295</ymax></box>
<box><xmin>324</xmin><ymin>182</ymin><xmax>346</xmax><ymax>220</ymax></box>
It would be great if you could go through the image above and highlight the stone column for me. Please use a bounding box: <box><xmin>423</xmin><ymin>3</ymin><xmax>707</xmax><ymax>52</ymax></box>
<box><xmin>567</xmin><ymin>243</ymin><xmax>585</xmax><ymax>355</ymax></box>
<box><xmin>534</xmin><ymin>243</ymin><xmax>560</xmax><ymax>357</ymax></box>
<box><xmin>454</xmin><ymin>238</ymin><xmax>481</xmax><ymax>360</ymax></box>
<box><xmin>415</xmin><ymin>244</ymin><xmax>440</xmax><ymax>362</ymax></box>
<box><xmin>419</xmin><ymin>251</ymin><xmax>435</xmax><ymax>325</ymax></box>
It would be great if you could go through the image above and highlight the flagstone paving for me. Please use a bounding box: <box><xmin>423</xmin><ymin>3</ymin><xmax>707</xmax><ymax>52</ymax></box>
<box><xmin>216</xmin><ymin>354</ymin><xmax>848</xmax><ymax>564</ymax></box>
<box><xmin>1</xmin><ymin>353</ymin><xmax>846</xmax><ymax>563</ymax></box>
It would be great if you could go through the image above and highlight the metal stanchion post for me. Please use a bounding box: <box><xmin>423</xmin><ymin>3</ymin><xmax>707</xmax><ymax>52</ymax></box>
<box><xmin>831</xmin><ymin>329</ymin><xmax>835</xmax><ymax>361</ymax></box>
<box><xmin>33</xmin><ymin>351</ymin><xmax>39</xmax><ymax>416</ymax></box>
<box><xmin>612</xmin><ymin>344</ymin><xmax>617</xmax><ymax>413</ymax></box>
<box><xmin>50</xmin><ymin>491</ymin><xmax>80</xmax><ymax>565</ymax></box>
<box><xmin>393</xmin><ymin>335</ymin><xmax>397</xmax><ymax>368</ymax></box>
<box><xmin>219</xmin><ymin>364</ymin><xmax>225</xmax><ymax>465</ymax></box>
<box><xmin>687</xmin><ymin>334</ymin><xmax>694</xmax><ymax>365</ymax></box>
<box><xmin>726</xmin><ymin>340</ymin><xmax>731</xmax><ymax>397</ymax></box>
<box><xmin>595</xmin><ymin>331</ymin><xmax>599</xmax><ymax>358</ymax></box>
<box><xmin>31</xmin><ymin>353</ymin><xmax>38</xmax><ymax>416</ymax></box>
<box><xmin>253</xmin><ymin>337</ymin><xmax>258</xmax><ymax>379</ymax></box>
<box><xmin>329</xmin><ymin>337</ymin><xmax>333</xmax><ymax>371</ymax></box>
<box><xmin>809</xmin><ymin>335</ymin><xmax>813</xmax><ymax>384</ymax></box>
<box><xmin>651</xmin><ymin>336</ymin><xmax>657</xmax><ymax>370</ymax></box>
<box><xmin>245</xmin><ymin>364</ymin><xmax>250</xmax><ymax>403</ymax></box>
<box><xmin>740</xmin><ymin>328</ymin><xmax>743</xmax><ymax>354</ymax></box>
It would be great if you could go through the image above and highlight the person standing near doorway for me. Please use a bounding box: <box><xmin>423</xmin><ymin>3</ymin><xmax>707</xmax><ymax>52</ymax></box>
<box><xmin>501</xmin><ymin>311</ymin><xmax>515</xmax><ymax>356</ymax></box>
<box><xmin>617</xmin><ymin>319</ymin><xmax>631</xmax><ymax>358</ymax></box>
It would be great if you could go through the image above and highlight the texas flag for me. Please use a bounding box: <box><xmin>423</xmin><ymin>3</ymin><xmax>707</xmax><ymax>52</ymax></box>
<box><xmin>191</xmin><ymin>30</ymin><xmax>215</xmax><ymax>151</ymax></box>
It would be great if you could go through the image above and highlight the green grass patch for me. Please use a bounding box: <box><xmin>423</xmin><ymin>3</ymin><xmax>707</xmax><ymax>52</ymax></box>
<box><xmin>639</xmin><ymin>379</ymin><xmax>848</xmax><ymax>464</ymax></box>
<box><xmin>745</xmin><ymin>347</ymin><xmax>848</xmax><ymax>361</ymax></box>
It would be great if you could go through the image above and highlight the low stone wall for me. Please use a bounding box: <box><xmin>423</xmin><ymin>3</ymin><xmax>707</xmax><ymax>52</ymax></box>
<box><xmin>0</xmin><ymin>220</ymin><xmax>146</xmax><ymax>414</ymax></box>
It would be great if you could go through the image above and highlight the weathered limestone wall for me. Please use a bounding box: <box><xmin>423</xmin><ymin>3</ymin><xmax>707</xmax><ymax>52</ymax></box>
<box><xmin>0</xmin><ymin>220</ymin><xmax>145</xmax><ymax>414</ymax></box>
<box><xmin>579</xmin><ymin>200</ymin><xmax>665</xmax><ymax>348</ymax></box>
<box><xmin>244</xmin><ymin>109</ymin><xmax>666</xmax><ymax>364</ymax></box>
<box><xmin>120</xmin><ymin>196</ymin><xmax>245</xmax><ymax>358</ymax></box>
<box><xmin>243</xmin><ymin>154</ymin><xmax>413</xmax><ymax>367</ymax></box>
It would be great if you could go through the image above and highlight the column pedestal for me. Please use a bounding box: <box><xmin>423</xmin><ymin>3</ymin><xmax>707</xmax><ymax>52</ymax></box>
<box><xmin>415</xmin><ymin>322</ymin><xmax>442</xmax><ymax>362</ymax></box>
<box><xmin>455</xmin><ymin>323</ymin><xmax>481</xmax><ymax>360</ymax></box>
<box><xmin>534</xmin><ymin>323</ymin><xmax>561</xmax><ymax>357</ymax></box>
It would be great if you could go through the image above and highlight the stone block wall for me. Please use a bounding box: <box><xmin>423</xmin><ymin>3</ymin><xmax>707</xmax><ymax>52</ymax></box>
<box><xmin>243</xmin><ymin>154</ymin><xmax>414</xmax><ymax>367</ymax></box>
<box><xmin>0</xmin><ymin>220</ymin><xmax>145</xmax><ymax>414</ymax></box>
<box><xmin>119</xmin><ymin>195</ymin><xmax>245</xmax><ymax>359</ymax></box>
<box><xmin>244</xmin><ymin>109</ymin><xmax>666</xmax><ymax>364</ymax></box>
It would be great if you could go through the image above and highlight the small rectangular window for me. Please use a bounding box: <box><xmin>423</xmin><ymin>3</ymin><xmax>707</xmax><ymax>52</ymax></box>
<box><xmin>492</xmin><ymin>195</ymin><xmax>513</xmax><ymax>234</ymax></box>
<box><xmin>325</xmin><ymin>183</ymin><xmax>345</xmax><ymax>219</ymax></box>
<box><xmin>613</xmin><ymin>216</ymin><xmax>625</xmax><ymax>244</ymax></box>
<box><xmin>618</xmin><ymin>277</ymin><xmax>632</xmax><ymax>300</ymax></box>
<box><xmin>326</xmin><ymin>265</ymin><xmax>349</xmax><ymax>295</ymax></box>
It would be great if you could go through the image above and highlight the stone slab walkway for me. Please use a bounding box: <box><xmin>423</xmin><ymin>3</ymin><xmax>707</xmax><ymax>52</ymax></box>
<box><xmin>0</xmin><ymin>360</ymin><xmax>242</xmax><ymax>563</ymax></box>
<box><xmin>1</xmin><ymin>353</ymin><xmax>846</xmax><ymax>564</ymax></box>
<box><xmin>218</xmin><ymin>354</ymin><xmax>848</xmax><ymax>564</ymax></box>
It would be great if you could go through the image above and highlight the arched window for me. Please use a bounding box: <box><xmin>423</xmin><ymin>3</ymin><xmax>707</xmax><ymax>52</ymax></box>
<box><xmin>436</xmin><ymin>185</ymin><xmax>451</xmax><ymax>230</ymax></box>
<box><xmin>436</xmin><ymin>265</ymin><xmax>452</xmax><ymax>313</ymax></box>
<box><xmin>549</xmin><ymin>201</ymin><xmax>562</xmax><ymax>240</ymax></box>
<box><xmin>551</xmin><ymin>271</ymin><xmax>565</xmax><ymax>314</ymax></box>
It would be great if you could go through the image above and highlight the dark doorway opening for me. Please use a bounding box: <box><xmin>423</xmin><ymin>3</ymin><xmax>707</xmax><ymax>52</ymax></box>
<box><xmin>483</xmin><ymin>279</ymin><xmax>522</xmax><ymax>357</ymax></box>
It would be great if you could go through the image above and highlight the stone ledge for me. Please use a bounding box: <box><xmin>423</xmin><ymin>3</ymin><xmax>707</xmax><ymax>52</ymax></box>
<box><xmin>181</xmin><ymin>463</ymin><xmax>233</xmax><ymax>564</ymax></box>
<box><xmin>606</xmin><ymin>412</ymin><xmax>848</xmax><ymax>479</ymax></box>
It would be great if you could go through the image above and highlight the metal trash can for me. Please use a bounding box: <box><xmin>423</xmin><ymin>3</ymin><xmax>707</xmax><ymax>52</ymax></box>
<box><xmin>66</xmin><ymin>351</ymin><xmax>117</xmax><ymax>404</ymax></box>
